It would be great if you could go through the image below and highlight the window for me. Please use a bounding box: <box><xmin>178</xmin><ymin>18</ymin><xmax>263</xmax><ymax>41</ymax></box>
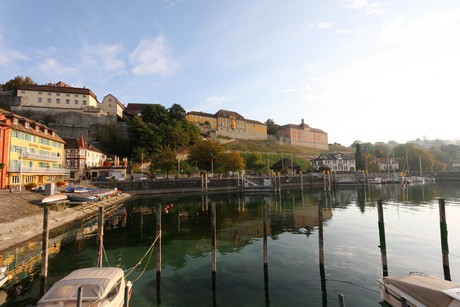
<box><xmin>25</xmin><ymin>122</ymin><xmax>30</xmax><ymax>128</ymax></box>
<box><xmin>38</xmin><ymin>97</ymin><xmax>42</xmax><ymax>103</ymax></box>
<box><xmin>56</xmin><ymin>99</ymin><xmax>60</xmax><ymax>104</ymax></box>
<box><xmin>48</xmin><ymin>98</ymin><xmax>51</xmax><ymax>103</ymax></box>
<box><xmin>21</xmin><ymin>90</ymin><xmax>25</xmax><ymax>94</ymax></box>
<box><xmin>74</xmin><ymin>100</ymin><xmax>78</xmax><ymax>104</ymax></box>
<box><xmin>82</xmin><ymin>100</ymin><xmax>87</xmax><ymax>105</ymax></box>
<box><xmin>56</xmin><ymin>93</ymin><xmax>60</xmax><ymax>96</ymax></box>
<box><xmin>38</xmin><ymin>91</ymin><xmax>42</xmax><ymax>95</ymax></box>
<box><xmin>48</xmin><ymin>92</ymin><xmax>51</xmax><ymax>96</ymax></box>
<box><xmin>75</xmin><ymin>94</ymin><xmax>79</xmax><ymax>97</ymax></box>
<box><xmin>66</xmin><ymin>99</ymin><xmax>70</xmax><ymax>104</ymax></box>
<box><xmin>66</xmin><ymin>94</ymin><xmax>70</xmax><ymax>97</ymax></box>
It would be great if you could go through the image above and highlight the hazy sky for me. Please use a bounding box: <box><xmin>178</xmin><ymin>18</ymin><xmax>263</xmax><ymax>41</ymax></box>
<box><xmin>1</xmin><ymin>0</ymin><xmax>459</xmax><ymax>146</ymax></box>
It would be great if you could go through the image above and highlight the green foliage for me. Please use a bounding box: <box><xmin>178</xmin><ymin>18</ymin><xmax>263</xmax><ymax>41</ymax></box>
<box><xmin>1</xmin><ymin>76</ymin><xmax>36</xmax><ymax>95</ymax></box>
<box><xmin>354</xmin><ymin>143</ymin><xmax>365</xmax><ymax>171</ymax></box>
<box><xmin>96</xmin><ymin>124</ymin><xmax>130</xmax><ymax>158</ymax></box>
<box><xmin>187</xmin><ymin>140</ymin><xmax>223</xmax><ymax>172</ymax></box>
<box><xmin>221</xmin><ymin>151</ymin><xmax>244</xmax><ymax>173</ymax></box>
<box><xmin>149</xmin><ymin>147</ymin><xmax>177</xmax><ymax>178</ymax></box>
<box><xmin>265</xmin><ymin>118</ymin><xmax>278</xmax><ymax>135</ymax></box>
<box><xmin>168</xmin><ymin>103</ymin><xmax>186</xmax><ymax>121</ymax></box>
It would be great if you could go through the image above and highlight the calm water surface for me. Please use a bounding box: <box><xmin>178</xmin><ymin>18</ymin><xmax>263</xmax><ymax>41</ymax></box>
<box><xmin>3</xmin><ymin>182</ymin><xmax>460</xmax><ymax>306</ymax></box>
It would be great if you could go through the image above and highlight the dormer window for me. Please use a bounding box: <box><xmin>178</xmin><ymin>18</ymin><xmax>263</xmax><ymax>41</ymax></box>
<box><xmin>52</xmin><ymin>131</ymin><xmax>56</xmax><ymax>137</ymax></box>
<box><xmin>13</xmin><ymin>118</ymin><xmax>18</xmax><ymax>125</ymax></box>
<box><xmin>44</xmin><ymin>129</ymin><xmax>48</xmax><ymax>135</ymax></box>
<box><xmin>35</xmin><ymin>125</ymin><xmax>39</xmax><ymax>132</ymax></box>
<box><xmin>25</xmin><ymin>122</ymin><xmax>30</xmax><ymax>128</ymax></box>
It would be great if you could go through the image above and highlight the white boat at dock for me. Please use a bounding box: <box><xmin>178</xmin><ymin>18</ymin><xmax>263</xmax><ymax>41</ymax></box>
<box><xmin>37</xmin><ymin>267</ymin><xmax>132</xmax><ymax>307</ymax></box>
<box><xmin>41</xmin><ymin>194</ymin><xmax>68</xmax><ymax>204</ymax></box>
<box><xmin>0</xmin><ymin>267</ymin><xmax>8</xmax><ymax>288</ymax></box>
<box><xmin>378</xmin><ymin>273</ymin><xmax>460</xmax><ymax>307</ymax></box>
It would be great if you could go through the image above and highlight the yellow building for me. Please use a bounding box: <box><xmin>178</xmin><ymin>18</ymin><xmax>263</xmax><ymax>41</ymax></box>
<box><xmin>186</xmin><ymin>109</ymin><xmax>267</xmax><ymax>140</ymax></box>
<box><xmin>2</xmin><ymin>110</ymin><xmax>67</xmax><ymax>189</ymax></box>
<box><xmin>15</xmin><ymin>81</ymin><xmax>99</xmax><ymax>113</ymax></box>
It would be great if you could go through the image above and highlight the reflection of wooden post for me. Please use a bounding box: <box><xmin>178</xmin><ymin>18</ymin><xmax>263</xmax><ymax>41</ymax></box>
<box><xmin>338</xmin><ymin>293</ymin><xmax>345</xmax><ymax>307</ymax></box>
<box><xmin>211</xmin><ymin>202</ymin><xmax>217</xmax><ymax>306</ymax></box>
<box><xmin>300</xmin><ymin>171</ymin><xmax>303</xmax><ymax>191</ymax></box>
<box><xmin>318</xmin><ymin>200</ymin><xmax>327</xmax><ymax>305</ymax></box>
<box><xmin>77</xmin><ymin>286</ymin><xmax>83</xmax><ymax>307</ymax></box>
<box><xmin>439</xmin><ymin>198</ymin><xmax>451</xmax><ymax>281</ymax></box>
<box><xmin>156</xmin><ymin>204</ymin><xmax>162</xmax><ymax>304</ymax></box>
<box><xmin>263</xmin><ymin>200</ymin><xmax>270</xmax><ymax>305</ymax></box>
<box><xmin>97</xmin><ymin>206</ymin><xmax>104</xmax><ymax>267</ymax></box>
<box><xmin>377</xmin><ymin>200</ymin><xmax>388</xmax><ymax>277</ymax></box>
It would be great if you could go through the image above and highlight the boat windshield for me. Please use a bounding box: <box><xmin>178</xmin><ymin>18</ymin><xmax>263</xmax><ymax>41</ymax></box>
<box><xmin>45</xmin><ymin>284</ymin><xmax>101</xmax><ymax>300</ymax></box>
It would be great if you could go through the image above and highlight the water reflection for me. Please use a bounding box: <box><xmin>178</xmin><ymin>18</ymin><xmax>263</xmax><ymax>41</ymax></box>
<box><xmin>3</xmin><ymin>182</ymin><xmax>460</xmax><ymax>306</ymax></box>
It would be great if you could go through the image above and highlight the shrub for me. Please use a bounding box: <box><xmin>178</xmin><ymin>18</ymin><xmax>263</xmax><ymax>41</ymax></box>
<box><xmin>25</xmin><ymin>182</ymin><xmax>38</xmax><ymax>191</ymax></box>
<box><xmin>56</xmin><ymin>180</ymin><xmax>67</xmax><ymax>187</ymax></box>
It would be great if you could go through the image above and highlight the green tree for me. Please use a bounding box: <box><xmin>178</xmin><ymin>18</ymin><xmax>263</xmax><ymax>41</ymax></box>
<box><xmin>2</xmin><ymin>76</ymin><xmax>36</xmax><ymax>95</ymax></box>
<box><xmin>96</xmin><ymin>124</ymin><xmax>130</xmax><ymax>158</ymax></box>
<box><xmin>142</xmin><ymin>104</ymin><xmax>168</xmax><ymax>126</ymax></box>
<box><xmin>149</xmin><ymin>147</ymin><xmax>177</xmax><ymax>179</ymax></box>
<box><xmin>265</xmin><ymin>119</ymin><xmax>278</xmax><ymax>135</ymax></box>
<box><xmin>354</xmin><ymin>143</ymin><xmax>365</xmax><ymax>171</ymax></box>
<box><xmin>242</xmin><ymin>153</ymin><xmax>265</xmax><ymax>173</ymax></box>
<box><xmin>168</xmin><ymin>103</ymin><xmax>186</xmax><ymax>121</ymax></box>
<box><xmin>187</xmin><ymin>140</ymin><xmax>224</xmax><ymax>172</ymax></box>
<box><xmin>221</xmin><ymin>151</ymin><xmax>244</xmax><ymax>173</ymax></box>
<box><xmin>128</xmin><ymin>116</ymin><xmax>159</xmax><ymax>159</ymax></box>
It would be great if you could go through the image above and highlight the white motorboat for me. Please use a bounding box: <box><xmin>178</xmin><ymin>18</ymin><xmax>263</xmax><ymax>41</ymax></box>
<box><xmin>0</xmin><ymin>267</ymin><xmax>8</xmax><ymax>288</ymax></box>
<box><xmin>378</xmin><ymin>274</ymin><xmax>460</xmax><ymax>307</ymax></box>
<box><xmin>37</xmin><ymin>267</ymin><xmax>132</xmax><ymax>307</ymax></box>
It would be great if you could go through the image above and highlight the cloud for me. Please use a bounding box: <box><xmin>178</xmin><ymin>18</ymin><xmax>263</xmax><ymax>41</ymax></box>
<box><xmin>192</xmin><ymin>96</ymin><xmax>228</xmax><ymax>111</ymax></box>
<box><xmin>35</xmin><ymin>58</ymin><xmax>78</xmax><ymax>76</ymax></box>
<box><xmin>81</xmin><ymin>43</ymin><xmax>125</xmax><ymax>72</ymax></box>
<box><xmin>340</xmin><ymin>0</ymin><xmax>386</xmax><ymax>16</ymax></box>
<box><xmin>0</xmin><ymin>34</ymin><xmax>28</xmax><ymax>66</ymax></box>
<box><xmin>308</xmin><ymin>22</ymin><xmax>333</xmax><ymax>29</ymax></box>
<box><xmin>130</xmin><ymin>35</ymin><xmax>179</xmax><ymax>76</ymax></box>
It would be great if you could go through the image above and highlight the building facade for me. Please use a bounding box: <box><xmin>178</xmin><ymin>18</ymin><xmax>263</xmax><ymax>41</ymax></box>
<box><xmin>64</xmin><ymin>135</ymin><xmax>106</xmax><ymax>180</ymax></box>
<box><xmin>277</xmin><ymin>119</ymin><xmax>328</xmax><ymax>150</ymax></box>
<box><xmin>376</xmin><ymin>158</ymin><xmax>399</xmax><ymax>172</ymax></box>
<box><xmin>186</xmin><ymin>109</ymin><xmax>267</xmax><ymax>140</ymax></box>
<box><xmin>0</xmin><ymin>109</ymin><xmax>67</xmax><ymax>189</ymax></box>
<box><xmin>15</xmin><ymin>81</ymin><xmax>99</xmax><ymax>113</ymax></box>
<box><xmin>311</xmin><ymin>152</ymin><xmax>356</xmax><ymax>172</ymax></box>
<box><xmin>100</xmin><ymin>94</ymin><xmax>125</xmax><ymax>118</ymax></box>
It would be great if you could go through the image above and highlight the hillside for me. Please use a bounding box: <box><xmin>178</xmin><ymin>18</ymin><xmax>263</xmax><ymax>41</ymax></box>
<box><xmin>221</xmin><ymin>138</ymin><xmax>353</xmax><ymax>160</ymax></box>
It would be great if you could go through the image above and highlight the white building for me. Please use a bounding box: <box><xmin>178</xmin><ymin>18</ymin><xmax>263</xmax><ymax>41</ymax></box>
<box><xmin>100</xmin><ymin>94</ymin><xmax>125</xmax><ymax>118</ymax></box>
<box><xmin>311</xmin><ymin>152</ymin><xmax>356</xmax><ymax>172</ymax></box>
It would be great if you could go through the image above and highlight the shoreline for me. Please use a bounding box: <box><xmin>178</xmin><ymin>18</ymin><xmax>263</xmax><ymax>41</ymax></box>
<box><xmin>0</xmin><ymin>191</ymin><xmax>132</xmax><ymax>252</ymax></box>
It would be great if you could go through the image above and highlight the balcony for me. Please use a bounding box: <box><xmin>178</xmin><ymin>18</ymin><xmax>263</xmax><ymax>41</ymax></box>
<box><xmin>8</xmin><ymin>166</ymin><xmax>70</xmax><ymax>175</ymax></box>
<box><xmin>21</xmin><ymin>152</ymin><xmax>62</xmax><ymax>162</ymax></box>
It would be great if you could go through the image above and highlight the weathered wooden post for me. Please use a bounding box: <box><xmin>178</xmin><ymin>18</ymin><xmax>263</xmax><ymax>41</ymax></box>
<box><xmin>318</xmin><ymin>199</ymin><xmax>327</xmax><ymax>305</ymax></box>
<box><xmin>377</xmin><ymin>200</ymin><xmax>388</xmax><ymax>277</ymax></box>
<box><xmin>77</xmin><ymin>286</ymin><xmax>83</xmax><ymax>307</ymax></box>
<box><xmin>211</xmin><ymin>201</ymin><xmax>217</xmax><ymax>305</ymax></box>
<box><xmin>338</xmin><ymin>293</ymin><xmax>345</xmax><ymax>307</ymax></box>
<box><xmin>40</xmin><ymin>205</ymin><xmax>50</xmax><ymax>295</ymax></box>
<box><xmin>97</xmin><ymin>206</ymin><xmax>104</xmax><ymax>267</ymax></box>
<box><xmin>156</xmin><ymin>204</ymin><xmax>162</xmax><ymax>304</ymax></box>
<box><xmin>438</xmin><ymin>198</ymin><xmax>451</xmax><ymax>281</ymax></box>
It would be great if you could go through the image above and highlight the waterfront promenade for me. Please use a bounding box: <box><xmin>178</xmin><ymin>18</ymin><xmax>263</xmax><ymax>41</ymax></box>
<box><xmin>0</xmin><ymin>189</ymin><xmax>131</xmax><ymax>252</ymax></box>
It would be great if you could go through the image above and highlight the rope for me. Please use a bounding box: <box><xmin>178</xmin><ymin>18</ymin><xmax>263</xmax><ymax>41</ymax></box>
<box><xmin>124</xmin><ymin>234</ymin><xmax>160</xmax><ymax>281</ymax></box>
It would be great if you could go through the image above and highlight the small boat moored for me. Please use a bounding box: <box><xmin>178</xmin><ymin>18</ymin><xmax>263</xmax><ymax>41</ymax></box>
<box><xmin>37</xmin><ymin>267</ymin><xmax>132</xmax><ymax>307</ymax></box>
<box><xmin>378</xmin><ymin>273</ymin><xmax>460</xmax><ymax>307</ymax></box>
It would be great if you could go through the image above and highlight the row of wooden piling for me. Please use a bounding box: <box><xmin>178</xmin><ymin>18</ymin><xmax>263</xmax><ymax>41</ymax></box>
<box><xmin>377</xmin><ymin>198</ymin><xmax>451</xmax><ymax>281</ymax></box>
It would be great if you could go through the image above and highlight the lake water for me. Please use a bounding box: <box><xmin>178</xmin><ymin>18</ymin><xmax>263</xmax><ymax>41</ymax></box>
<box><xmin>3</xmin><ymin>182</ymin><xmax>460</xmax><ymax>306</ymax></box>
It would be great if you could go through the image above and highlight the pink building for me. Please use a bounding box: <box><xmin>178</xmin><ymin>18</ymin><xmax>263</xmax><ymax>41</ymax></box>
<box><xmin>277</xmin><ymin>119</ymin><xmax>328</xmax><ymax>150</ymax></box>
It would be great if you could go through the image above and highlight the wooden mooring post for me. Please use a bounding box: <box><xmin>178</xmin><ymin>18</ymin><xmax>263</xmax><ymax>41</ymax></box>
<box><xmin>211</xmin><ymin>201</ymin><xmax>217</xmax><ymax>306</ymax></box>
<box><xmin>156</xmin><ymin>204</ymin><xmax>162</xmax><ymax>304</ymax></box>
<box><xmin>377</xmin><ymin>200</ymin><xmax>388</xmax><ymax>277</ymax></box>
<box><xmin>97</xmin><ymin>206</ymin><xmax>104</xmax><ymax>267</ymax></box>
<box><xmin>438</xmin><ymin>198</ymin><xmax>451</xmax><ymax>281</ymax></box>
<box><xmin>40</xmin><ymin>205</ymin><xmax>50</xmax><ymax>295</ymax></box>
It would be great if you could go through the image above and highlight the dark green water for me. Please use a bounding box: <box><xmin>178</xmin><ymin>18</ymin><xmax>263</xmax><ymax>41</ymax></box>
<box><xmin>3</xmin><ymin>182</ymin><xmax>460</xmax><ymax>306</ymax></box>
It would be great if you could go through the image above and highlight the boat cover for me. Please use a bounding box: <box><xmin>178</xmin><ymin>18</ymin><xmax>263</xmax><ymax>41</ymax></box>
<box><xmin>38</xmin><ymin>267</ymin><xmax>124</xmax><ymax>305</ymax></box>
<box><xmin>382</xmin><ymin>275</ymin><xmax>460</xmax><ymax>307</ymax></box>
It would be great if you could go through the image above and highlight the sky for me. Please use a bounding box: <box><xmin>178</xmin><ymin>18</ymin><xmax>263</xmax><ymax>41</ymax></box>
<box><xmin>1</xmin><ymin>0</ymin><xmax>459</xmax><ymax>146</ymax></box>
